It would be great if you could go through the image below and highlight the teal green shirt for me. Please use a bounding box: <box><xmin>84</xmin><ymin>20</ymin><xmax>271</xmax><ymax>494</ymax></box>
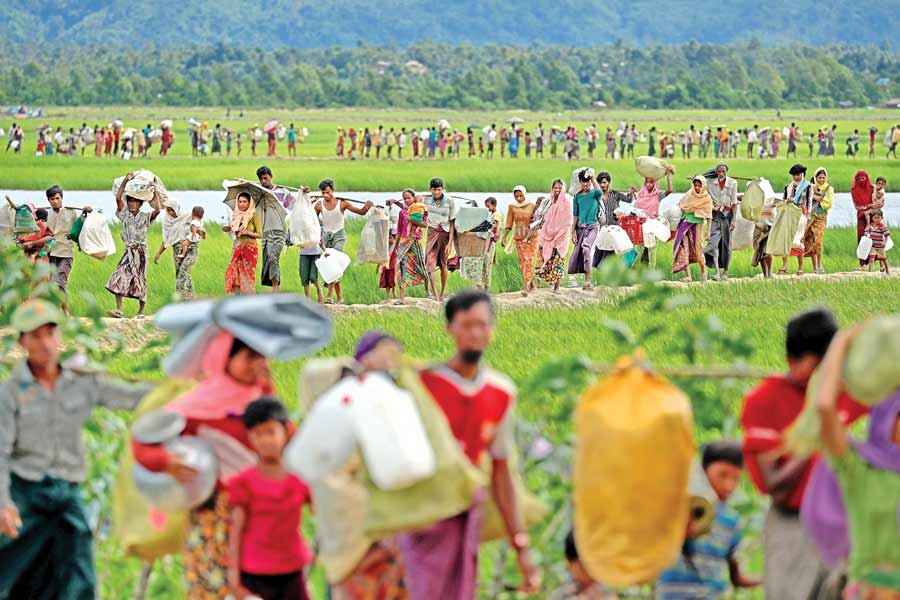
<box><xmin>832</xmin><ymin>449</ymin><xmax>900</xmax><ymax>588</ymax></box>
<box><xmin>573</xmin><ymin>190</ymin><xmax>602</xmax><ymax>226</ymax></box>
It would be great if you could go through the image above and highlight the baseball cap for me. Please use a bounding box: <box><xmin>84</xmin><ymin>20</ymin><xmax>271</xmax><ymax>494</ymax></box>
<box><xmin>11</xmin><ymin>299</ymin><xmax>64</xmax><ymax>334</ymax></box>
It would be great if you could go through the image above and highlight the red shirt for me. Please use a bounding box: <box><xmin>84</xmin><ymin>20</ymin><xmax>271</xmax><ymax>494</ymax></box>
<box><xmin>226</xmin><ymin>467</ymin><xmax>313</xmax><ymax>575</ymax></box>
<box><xmin>420</xmin><ymin>367</ymin><xmax>514</xmax><ymax>465</ymax></box>
<box><xmin>741</xmin><ymin>375</ymin><xmax>867</xmax><ymax>510</ymax></box>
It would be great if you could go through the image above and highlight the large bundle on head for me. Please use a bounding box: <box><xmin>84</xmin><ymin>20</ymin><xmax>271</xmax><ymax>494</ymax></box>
<box><xmin>574</xmin><ymin>357</ymin><xmax>695</xmax><ymax>587</ymax></box>
<box><xmin>635</xmin><ymin>156</ymin><xmax>675</xmax><ymax>180</ymax></box>
<box><xmin>112</xmin><ymin>169</ymin><xmax>169</xmax><ymax>204</ymax></box>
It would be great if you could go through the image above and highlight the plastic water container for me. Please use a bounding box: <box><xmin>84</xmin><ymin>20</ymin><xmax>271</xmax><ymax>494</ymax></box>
<box><xmin>345</xmin><ymin>373</ymin><xmax>436</xmax><ymax>491</ymax></box>
<box><xmin>316</xmin><ymin>249</ymin><xmax>352</xmax><ymax>284</ymax></box>
<box><xmin>857</xmin><ymin>236</ymin><xmax>873</xmax><ymax>260</ymax></box>
<box><xmin>608</xmin><ymin>226</ymin><xmax>634</xmax><ymax>255</ymax></box>
<box><xmin>642</xmin><ymin>219</ymin><xmax>671</xmax><ymax>248</ymax></box>
<box><xmin>284</xmin><ymin>389</ymin><xmax>358</xmax><ymax>483</ymax></box>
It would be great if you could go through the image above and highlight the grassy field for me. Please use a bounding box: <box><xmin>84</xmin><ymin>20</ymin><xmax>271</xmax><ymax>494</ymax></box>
<box><xmin>2</xmin><ymin>106</ymin><xmax>898</xmax><ymax>191</ymax></box>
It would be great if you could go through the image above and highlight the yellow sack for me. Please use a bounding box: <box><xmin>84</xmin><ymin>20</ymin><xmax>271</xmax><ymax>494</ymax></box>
<box><xmin>479</xmin><ymin>446</ymin><xmax>548</xmax><ymax>542</ymax></box>
<box><xmin>111</xmin><ymin>378</ymin><xmax>194</xmax><ymax>561</ymax></box>
<box><xmin>363</xmin><ymin>363</ymin><xmax>486</xmax><ymax>538</ymax></box>
<box><xmin>573</xmin><ymin>357</ymin><xmax>695</xmax><ymax>587</ymax></box>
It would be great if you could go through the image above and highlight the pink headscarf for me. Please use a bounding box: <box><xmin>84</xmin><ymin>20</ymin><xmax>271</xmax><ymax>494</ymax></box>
<box><xmin>539</xmin><ymin>181</ymin><xmax>573</xmax><ymax>262</ymax></box>
<box><xmin>634</xmin><ymin>180</ymin><xmax>660</xmax><ymax>218</ymax></box>
<box><xmin>166</xmin><ymin>331</ymin><xmax>273</xmax><ymax>420</ymax></box>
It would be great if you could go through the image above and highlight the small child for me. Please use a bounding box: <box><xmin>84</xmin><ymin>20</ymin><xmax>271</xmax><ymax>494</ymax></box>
<box><xmin>379</xmin><ymin>230</ymin><xmax>398</xmax><ymax>300</ymax></box>
<box><xmin>227</xmin><ymin>397</ymin><xmax>313</xmax><ymax>600</ymax></box>
<box><xmin>865</xmin><ymin>209</ymin><xmax>891</xmax><ymax>274</ymax></box>
<box><xmin>19</xmin><ymin>207</ymin><xmax>54</xmax><ymax>262</ymax></box>
<box><xmin>478</xmin><ymin>136</ymin><xmax>485</xmax><ymax>157</ymax></box>
<box><xmin>656</xmin><ymin>441</ymin><xmax>760</xmax><ymax>599</ymax></box>
<box><xmin>407</xmin><ymin>200</ymin><xmax>427</xmax><ymax>224</ymax></box>
<box><xmin>178</xmin><ymin>206</ymin><xmax>207</xmax><ymax>258</ymax></box>
<box><xmin>299</xmin><ymin>231</ymin><xmax>325</xmax><ymax>303</ymax></box>
<box><xmin>867</xmin><ymin>176</ymin><xmax>887</xmax><ymax>228</ymax></box>
<box><xmin>548</xmin><ymin>530</ymin><xmax>618</xmax><ymax>599</ymax></box>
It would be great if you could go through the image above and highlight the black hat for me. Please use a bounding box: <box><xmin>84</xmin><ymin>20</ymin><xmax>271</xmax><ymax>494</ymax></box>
<box><xmin>789</xmin><ymin>164</ymin><xmax>807</xmax><ymax>176</ymax></box>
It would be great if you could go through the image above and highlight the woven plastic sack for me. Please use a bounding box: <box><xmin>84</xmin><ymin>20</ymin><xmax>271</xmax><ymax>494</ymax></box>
<box><xmin>741</xmin><ymin>179</ymin><xmax>765</xmax><ymax>222</ymax></box>
<box><xmin>574</xmin><ymin>357</ymin><xmax>695</xmax><ymax>587</ymax></box>
<box><xmin>79</xmin><ymin>212</ymin><xmax>117</xmax><ymax>259</ymax></box>
<box><xmin>355</xmin><ymin>208</ymin><xmax>391</xmax><ymax>265</ymax></box>
<box><xmin>112</xmin><ymin>378</ymin><xmax>194</xmax><ymax>561</ymax></box>
<box><xmin>67</xmin><ymin>211</ymin><xmax>87</xmax><ymax>245</ymax></box>
<box><xmin>14</xmin><ymin>205</ymin><xmax>38</xmax><ymax>235</ymax></box>
<box><xmin>287</xmin><ymin>191</ymin><xmax>320</xmax><ymax>248</ymax></box>
<box><xmin>634</xmin><ymin>156</ymin><xmax>674</xmax><ymax>180</ymax></box>
<box><xmin>364</xmin><ymin>364</ymin><xmax>486</xmax><ymax>538</ymax></box>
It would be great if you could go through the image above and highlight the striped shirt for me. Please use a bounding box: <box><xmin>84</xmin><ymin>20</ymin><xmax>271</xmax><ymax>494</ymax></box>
<box><xmin>656</xmin><ymin>503</ymin><xmax>742</xmax><ymax>599</ymax></box>
<box><xmin>866</xmin><ymin>225</ymin><xmax>891</xmax><ymax>250</ymax></box>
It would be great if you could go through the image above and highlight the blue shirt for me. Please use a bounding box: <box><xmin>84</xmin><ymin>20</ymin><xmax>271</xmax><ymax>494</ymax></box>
<box><xmin>656</xmin><ymin>503</ymin><xmax>742</xmax><ymax>600</ymax></box>
<box><xmin>288</xmin><ymin>129</ymin><xmax>296</xmax><ymax>143</ymax></box>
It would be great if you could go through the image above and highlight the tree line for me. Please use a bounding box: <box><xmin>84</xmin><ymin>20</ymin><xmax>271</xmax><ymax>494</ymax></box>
<box><xmin>0</xmin><ymin>41</ymin><xmax>897</xmax><ymax>110</ymax></box>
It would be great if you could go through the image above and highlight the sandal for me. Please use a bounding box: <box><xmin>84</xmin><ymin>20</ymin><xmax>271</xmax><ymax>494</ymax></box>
<box><xmin>583</xmin><ymin>282</ymin><xmax>593</xmax><ymax>290</ymax></box>
<box><xmin>777</xmin><ymin>268</ymin><xmax>788</xmax><ymax>275</ymax></box>
<box><xmin>324</xmin><ymin>298</ymin><xmax>335</xmax><ymax>305</ymax></box>
<box><xmin>796</xmin><ymin>270</ymin><xmax>804</xmax><ymax>276</ymax></box>
<box><xmin>106</xmin><ymin>309</ymin><xmax>124</xmax><ymax>319</ymax></box>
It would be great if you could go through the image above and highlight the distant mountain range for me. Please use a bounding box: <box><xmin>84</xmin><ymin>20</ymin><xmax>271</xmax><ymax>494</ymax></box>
<box><xmin>2</xmin><ymin>0</ymin><xmax>897</xmax><ymax>47</ymax></box>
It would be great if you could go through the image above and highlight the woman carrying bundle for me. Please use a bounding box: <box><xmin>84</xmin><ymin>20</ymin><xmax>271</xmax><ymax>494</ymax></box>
<box><xmin>801</xmin><ymin>167</ymin><xmax>833</xmax><ymax>275</ymax></box>
<box><xmin>536</xmin><ymin>179</ymin><xmax>573</xmax><ymax>293</ymax></box>
<box><xmin>769</xmin><ymin>164</ymin><xmax>812</xmax><ymax>276</ymax></box>
<box><xmin>633</xmin><ymin>173</ymin><xmax>673</xmax><ymax>269</ymax></box>
<box><xmin>224</xmin><ymin>192</ymin><xmax>261</xmax><ymax>295</ymax></box>
<box><xmin>851</xmin><ymin>170</ymin><xmax>874</xmax><ymax>269</ymax></box>
<box><xmin>389</xmin><ymin>188</ymin><xmax>432</xmax><ymax>304</ymax></box>
<box><xmin>501</xmin><ymin>185</ymin><xmax>538</xmax><ymax>296</ymax></box>
<box><xmin>672</xmin><ymin>176</ymin><xmax>712</xmax><ymax>282</ymax></box>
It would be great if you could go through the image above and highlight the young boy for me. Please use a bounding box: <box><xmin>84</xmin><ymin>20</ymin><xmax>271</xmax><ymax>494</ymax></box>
<box><xmin>478</xmin><ymin>136</ymin><xmax>485</xmax><ymax>157</ymax></box>
<box><xmin>741</xmin><ymin>308</ymin><xmax>867</xmax><ymax>600</ymax></box>
<box><xmin>298</xmin><ymin>231</ymin><xmax>325</xmax><ymax>303</ymax></box>
<box><xmin>227</xmin><ymin>397</ymin><xmax>313</xmax><ymax>600</ymax></box>
<box><xmin>656</xmin><ymin>441</ymin><xmax>760</xmax><ymax>599</ymax></box>
<box><xmin>177</xmin><ymin>206</ymin><xmax>207</xmax><ymax>259</ymax></box>
<box><xmin>548</xmin><ymin>530</ymin><xmax>617</xmax><ymax>599</ymax></box>
<box><xmin>865</xmin><ymin>209</ymin><xmax>890</xmax><ymax>274</ymax></box>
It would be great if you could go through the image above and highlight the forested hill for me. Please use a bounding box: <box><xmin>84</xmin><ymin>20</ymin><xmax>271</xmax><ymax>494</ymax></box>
<box><xmin>2</xmin><ymin>42</ymin><xmax>898</xmax><ymax>110</ymax></box>
<box><xmin>2</xmin><ymin>0</ymin><xmax>898</xmax><ymax>47</ymax></box>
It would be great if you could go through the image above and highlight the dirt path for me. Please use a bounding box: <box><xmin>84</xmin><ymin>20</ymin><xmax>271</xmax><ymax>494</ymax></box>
<box><xmin>95</xmin><ymin>268</ymin><xmax>900</xmax><ymax>323</ymax></box>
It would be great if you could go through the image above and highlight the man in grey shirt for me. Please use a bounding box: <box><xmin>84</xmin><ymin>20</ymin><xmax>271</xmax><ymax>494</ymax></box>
<box><xmin>45</xmin><ymin>184</ymin><xmax>92</xmax><ymax>316</ymax></box>
<box><xmin>0</xmin><ymin>300</ymin><xmax>149</xmax><ymax>598</ymax></box>
<box><xmin>256</xmin><ymin>165</ymin><xmax>294</xmax><ymax>292</ymax></box>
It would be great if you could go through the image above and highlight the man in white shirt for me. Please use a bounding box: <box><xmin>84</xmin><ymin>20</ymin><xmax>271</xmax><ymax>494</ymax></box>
<box><xmin>45</xmin><ymin>185</ymin><xmax>92</xmax><ymax>316</ymax></box>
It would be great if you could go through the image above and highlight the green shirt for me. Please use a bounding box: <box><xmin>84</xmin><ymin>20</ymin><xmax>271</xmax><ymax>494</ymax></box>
<box><xmin>573</xmin><ymin>190</ymin><xmax>602</xmax><ymax>226</ymax></box>
<box><xmin>832</xmin><ymin>449</ymin><xmax>900</xmax><ymax>587</ymax></box>
<box><xmin>682</xmin><ymin>211</ymin><xmax>704</xmax><ymax>224</ymax></box>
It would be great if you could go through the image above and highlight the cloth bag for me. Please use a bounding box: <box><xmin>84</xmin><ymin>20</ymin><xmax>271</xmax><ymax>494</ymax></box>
<box><xmin>731</xmin><ymin>210</ymin><xmax>755</xmax><ymax>251</ymax></box>
<box><xmin>112</xmin><ymin>379</ymin><xmax>194</xmax><ymax>561</ymax></box>
<box><xmin>741</xmin><ymin>179</ymin><xmax>765</xmax><ymax>222</ymax></box>
<box><xmin>79</xmin><ymin>212</ymin><xmax>117</xmax><ymax>259</ymax></box>
<box><xmin>67</xmin><ymin>211</ymin><xmax>87</xmax><ymax>246</ymax></box>
<box><xmin>634</xmin><ymin>156</ymin><xmax>673</xmax><ymax>180</ymax></box>
<box><xmin>287</xmin><ymin>191</ymin><xmax>321</xmax><ymax>248</ymax></box>
<box><xmin>765</xmin><ymin>202</ymin><xmax>801</xmax><ymax>257</ymax></box>
<box><xmin>355</xmin><ymin>208</ymin><xmax>391</xmax><ymax>265</ymax></box>
<box><xmin>574</xmin><ymin>357</ymin><xmax>695</xmax><ymax>587</ymax></box>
